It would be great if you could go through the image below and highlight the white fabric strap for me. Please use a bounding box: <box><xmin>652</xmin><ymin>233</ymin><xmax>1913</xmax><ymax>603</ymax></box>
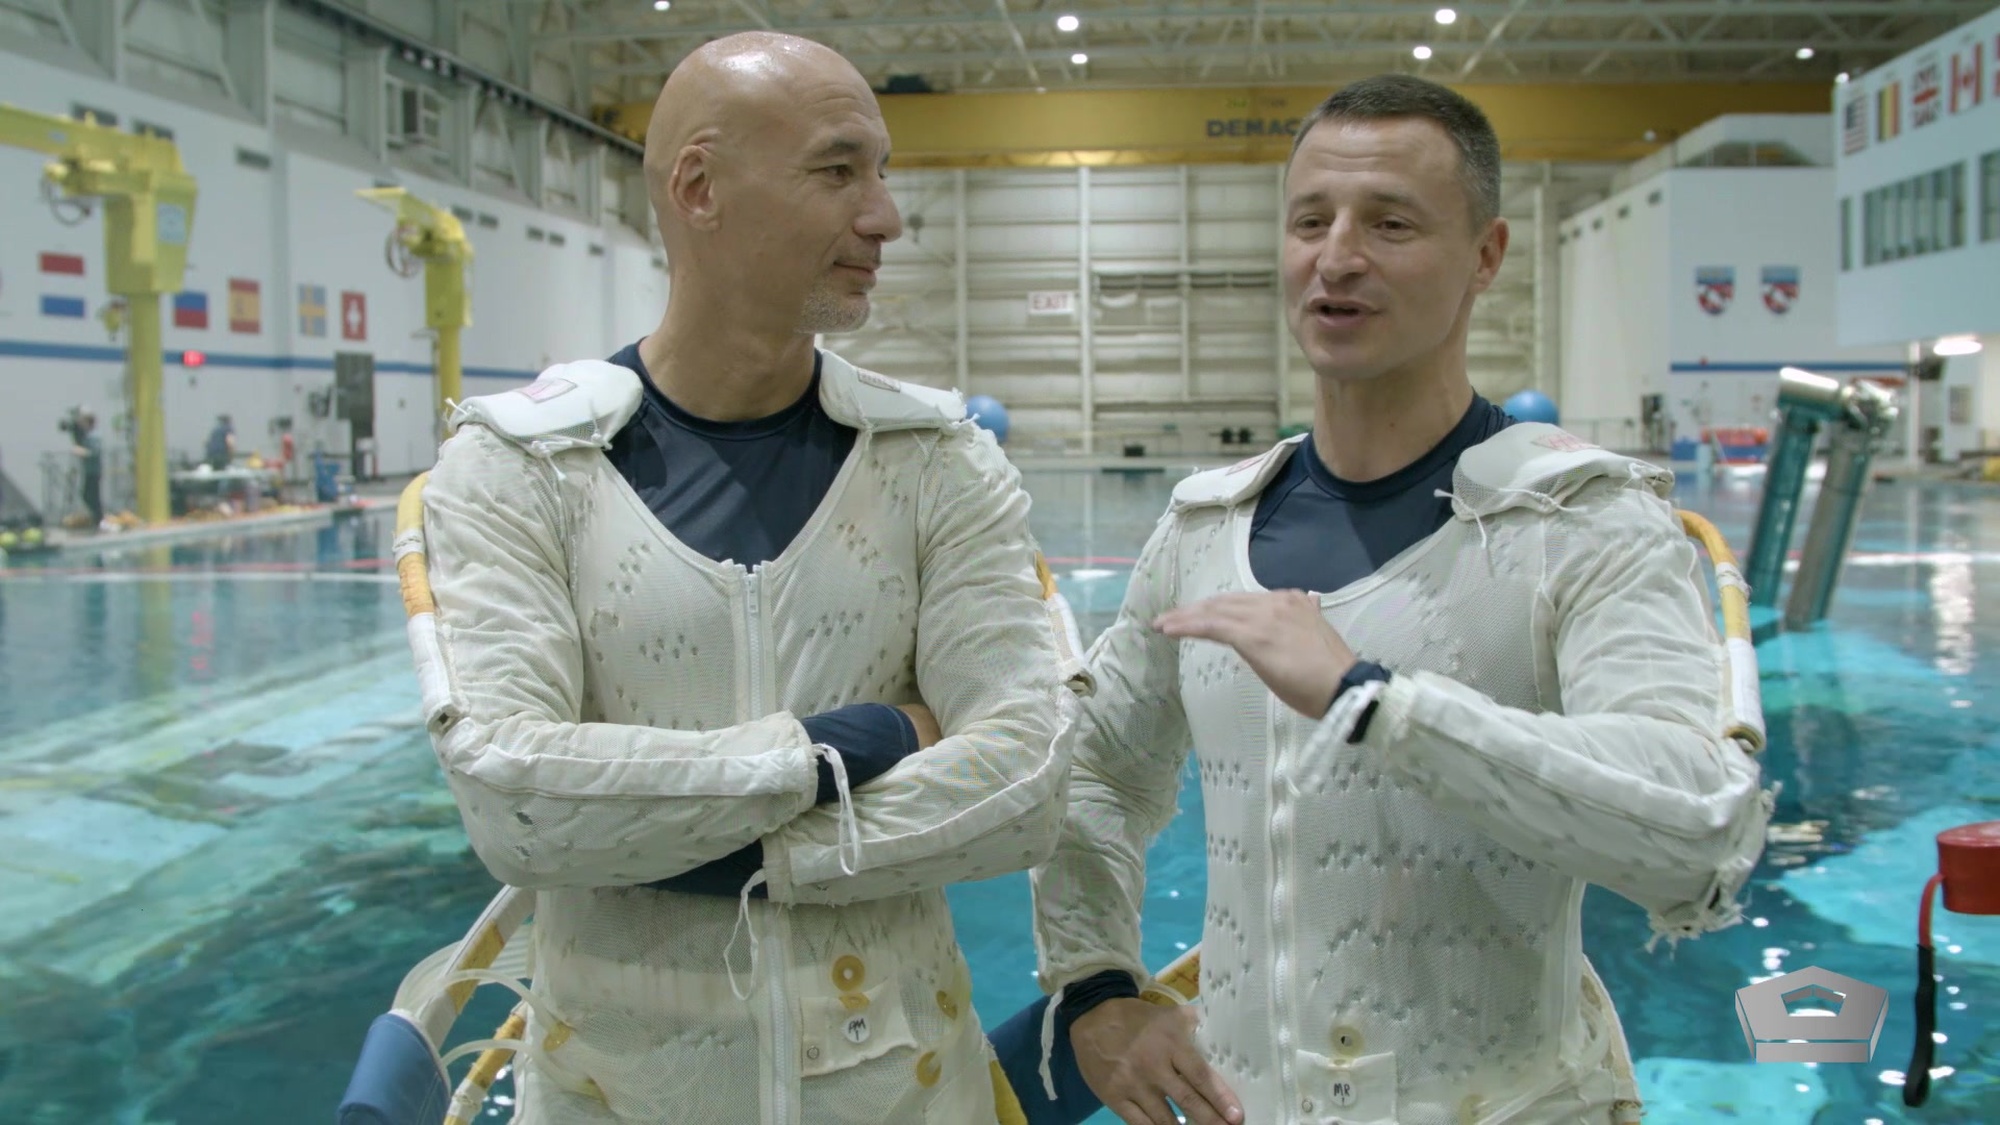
<box><xmin>725</xmin><ymin>870</ymin><xmax>772</xmax><ymax>1002</ymax></box>
<box><xmin>812</xmin><ymin>743</ymin><xmax>866</xmax><ymax>877</ymax></box>
<box><xmin>1038</xmin><ymin>983</ymin><xmax>1067</xmax><ymax>1101</ymax></box>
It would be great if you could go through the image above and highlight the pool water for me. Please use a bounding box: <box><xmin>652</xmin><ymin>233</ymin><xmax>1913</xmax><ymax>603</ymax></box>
<box><xmin>0</xmin><ymin>467</ymin><xmax>1994</xmax><ymax>1123</ymax></box>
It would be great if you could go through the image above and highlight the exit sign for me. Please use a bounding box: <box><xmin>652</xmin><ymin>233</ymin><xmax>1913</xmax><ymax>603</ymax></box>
<box><xmin>1028</xmin><ymin>290</ymin><xmax>1077</xmax><ymax>317</ymax></box>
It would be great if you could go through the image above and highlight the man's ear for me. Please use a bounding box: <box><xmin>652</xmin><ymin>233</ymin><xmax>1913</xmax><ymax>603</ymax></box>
<box><xmin>667</xmin><ymin>141</ymin><xmax>722</xmax><ymax>232</ymax></box>
<box><xmin>1469</xmin><ymin>216</ymin><xmax>1509</xmax><ymax>296</ymax></box>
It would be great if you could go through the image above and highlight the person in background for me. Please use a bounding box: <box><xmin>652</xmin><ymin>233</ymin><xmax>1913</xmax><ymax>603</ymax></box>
<box><xmin>204</xmin><ymin>414</ymin><xmax>234</xmax><ymax>471</ymax></box>
<box><xmin>70</xmin><ymin>410</ymin><xmax>104</xmax><ymax>529</ymax></box>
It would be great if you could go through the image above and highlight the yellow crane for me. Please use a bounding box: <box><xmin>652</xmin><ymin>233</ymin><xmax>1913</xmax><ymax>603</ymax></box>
<box><xmin>1</xmin><ymin>104</ymin><xmax>197</xmax><ymax>525</ymax></box>
<box><xmin>357</xmin><ymin>187</ymin><xmax>473</xmax><ymax>424</ymax></box>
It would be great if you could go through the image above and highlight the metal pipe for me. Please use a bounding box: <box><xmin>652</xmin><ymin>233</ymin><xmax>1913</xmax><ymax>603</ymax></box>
<box><xmin>1782</xmin><ymin>379</ymin><xmax>1898</xmax><ymax>629</ymax></box>
<box><xmin>1744</xmin><ymin>367</ymin><xmax>1849</xmax><ymax>607</ymax></box>
<box><xmin>1783</xmin><ymin>425</ymin><xmax>1873</xmax><ymax>629</ymax></box>
<box><xmin>954</xmin><ymin>168</ymin><xmax>969</xmax><ymax>394</ymax></box>
<box><xmin>1078</xmin><ymin>165</ymin><xmax>1093</xmax><ymax>454</ymax></box>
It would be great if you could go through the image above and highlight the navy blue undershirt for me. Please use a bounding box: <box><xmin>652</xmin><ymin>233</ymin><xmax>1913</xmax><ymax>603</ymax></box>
<box><xmin>599</xmin><ymin>341</ymin><xmax>917</xmax><ymax>895</ymax></box>
<box><xmin>1053</xmin><ymin>395</ymin><xmax>1516</xmax><ymax>1030</ymax></box>
<box><xmin>1249</xmin><ymin>395</ymin><xmax>1514</xmax><ymax>594</ymax></box>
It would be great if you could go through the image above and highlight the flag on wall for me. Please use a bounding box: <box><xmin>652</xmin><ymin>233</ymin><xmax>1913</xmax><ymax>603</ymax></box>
<box><xmin>1695</xmin><ymin>267</ymin><xmax>1734</xmax><ymax>316</ymax></box>
<box><xmin>172</xmin><ymin>290</ymin><xmax>209</xmax><ymax>329</ymax></box>
<box><xmin>298</xmin><ymin>284</ymin><xmax>327</xmax><ymax>337</ymax></box>
<box><xmin>1841</xmin><ymin>96</ymin><xmax>1868</xmax><ymax>154</ymax></box>
<box><xmin>228</xmin><ymin>278</ymin><xmax>261</xmax><ymax>333</ymax></box>
<box><xmin>1952</xmin><ymin>42</ymin><xmax>1983</xmax><ymax>113</ymax></box>
<box><xmin>1877</xmin><ymin>79</ymin><xmax>1902</xmax><ymax>140</ymax></box>
<box><xmin>1911</xmin><ymin>54</ymin><xmax>1943</xmax><ymax>128</ymax></box>
<box><xmin>341</xmin><ymin>290</ymin><xmax>367</xmax><ymax>340</ymax></box>
<box><xmin>1761</xmin><ymin>266</ymin><xmax>1800</xmax><ymax>315</ymax></box>
<box><xmin>40</xmin><ymin>252</ymin><xmax>87</xmax><ymax>319</ymax></box>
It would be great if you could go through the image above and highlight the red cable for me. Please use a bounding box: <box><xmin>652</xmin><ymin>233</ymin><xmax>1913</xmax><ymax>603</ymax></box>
<box><xmin>1918</xmin><ymin>872</ymin><xmax>1944</xmax><ymax>949</ymax></box>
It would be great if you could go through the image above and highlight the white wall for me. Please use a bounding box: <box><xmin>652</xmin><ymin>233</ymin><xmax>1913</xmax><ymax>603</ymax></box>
<box><xmin>1834</xmin><ymin>3</ymin><xmax>2000</xmax><ymax>347</ymax></box>
<box><xmin>1663</xmin><ymin>168</ymin><xmax>1904</xmax><ymax>449</ymax></box>
<box><xmin>1558</xmin><ymin>159</ymin><xmax>1904</xmax><ymax>454</ymax></box>
<box><xmin>1558</xmin><ymin>178</ymin><xmax>1669</xmax><ymax>449</ymax></box>
<box><xmin>0</xmin><ymin>49</ymin><xmax>665</xmax><ymax>513</ymax></box>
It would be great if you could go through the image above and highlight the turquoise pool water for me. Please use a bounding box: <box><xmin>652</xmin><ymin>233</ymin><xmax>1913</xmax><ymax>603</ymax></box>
<box><xmin>0</xmin><ymin>467</ymin><xmax>1994</xmax><ymax>1123</ymax></box>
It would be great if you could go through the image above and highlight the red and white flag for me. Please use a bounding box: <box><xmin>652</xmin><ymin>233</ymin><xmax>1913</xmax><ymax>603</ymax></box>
<box><xmin>1952</xmin><ymin>42</ymin><xmax>1983</xmax><ymax>113</ymax></box>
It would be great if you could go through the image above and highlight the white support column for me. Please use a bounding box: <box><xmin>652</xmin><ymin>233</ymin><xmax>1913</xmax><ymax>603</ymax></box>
<box><xmin>1078</xmin><ymin>165</ymin><xmax>1094</xmax><ymax>455</ymax></box>
<box><xmin>1907</xmin><ymin>340</ymin><xmax>1924</xmax><ymax>467</ymax></box>
<box><xmin>344</xmin><ymin>45</ymin><xmax>389</xmax><ymax>165</ymax></box>
<box><xmin>68</xmin><ymin>0</ymin><xmax>124</xmax><ymax>81</ymax></box>
<box><xmin>1180</xmin><ymin>163</ymin><xmax>1193</xmax><ymax>402</ymax></box>
<box><xmin>514</xmin><ymin>115</ymin><xmax>549</xmax><ymax>207</ymax></box>
<box><xmin>223</xmin><ymin>0</ymin><xmax>275</xmax><ymax>127</ymax></box>
<box><xmin>617</xmin><ymin>159</ymin><xmax>652</xmax><ymax>237</ymax></box>
<box><xmin>1532</xmin><ymin>179</ymin><xmax>1551</xmax><ymax>399</ymax></box>
<box><xmin>580</xmin><ymin>145</ymin><xmax>606</xmax><ymax>226</ymax></box>
<box><xmin>954</xmin><ymin>168</ymin><xmax>970</xmax><ymax>394</ymax></box>
<box><xmin>448</xmin><ymin>87</ymin><xmax>477</xmax><ymax>185</ymax></box>
<box><xmin>1274</xmin><ymin>163</ymin><xmax>1291</xmax><ymax>429</ymax></box>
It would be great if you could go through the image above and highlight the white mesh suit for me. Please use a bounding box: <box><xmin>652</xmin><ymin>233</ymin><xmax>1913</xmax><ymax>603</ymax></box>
<box><xmin>417</xmin><ymin>352</ymin><xmax>1080</xmax><ymax>1124</ymax></box>
<box><xmin>1032</xmin><ymin>426</ymin><xmax>1773</xmax><ymax>1125</ymax></box>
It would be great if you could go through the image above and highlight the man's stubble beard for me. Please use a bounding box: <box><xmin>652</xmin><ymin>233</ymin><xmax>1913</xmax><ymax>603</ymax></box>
<box><xmin>799</xmin><ymin>281</ymin><xmax>871</xmax><ymax>335</ymax></box>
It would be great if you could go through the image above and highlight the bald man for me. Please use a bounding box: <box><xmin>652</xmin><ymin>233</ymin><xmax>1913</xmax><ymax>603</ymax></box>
<box><xmin>416</xmin><ymin>33</ymin><xmax>1080</xmax><ymax>1123</ymax></box>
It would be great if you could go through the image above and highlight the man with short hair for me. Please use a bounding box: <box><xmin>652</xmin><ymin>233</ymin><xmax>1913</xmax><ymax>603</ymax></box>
<box><xmin>1019</xmin><ymin>74</ymin><xmax>1771</xmax><ymax>1125</ymax></box>
<box><xmin>420</xmin><ymin>32</ymin><xmax>1078</xmax><ymax>1123</ymax></box>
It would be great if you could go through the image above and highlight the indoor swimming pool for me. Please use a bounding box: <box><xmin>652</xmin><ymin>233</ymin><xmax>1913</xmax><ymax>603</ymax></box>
<box><xmin>0</xmin><ymin>466</ymin><xmax>1995</xmax><ymax>1123</ymax></box>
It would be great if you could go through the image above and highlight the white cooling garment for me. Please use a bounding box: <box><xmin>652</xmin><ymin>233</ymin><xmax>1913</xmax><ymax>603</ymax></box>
<box><xmin>1032</xmin><ymin>427</ymin><xmax>1774</xmax><ymax>1125</ymax></box>
<box><xmin>418</xmin><ymin>352</ymin><xmax>1080</xmax><ymax>1124</ymax></box>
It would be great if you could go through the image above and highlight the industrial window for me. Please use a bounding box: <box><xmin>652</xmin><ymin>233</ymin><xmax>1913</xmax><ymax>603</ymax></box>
<box><xmin>71</xmin><ymin>103</ymin><xmax>118</xmax><ymax>127</ymax></box>
<box><xmin>1840</xmin><ymin>197</ymin><xmax>1851</xmax><ymax>271</ymax></box>
<box><xmin>1861</xmin><ymin>190</ymin><xmax>1875</xmax><ymax>266</ymax></box>
<box><xmin>1942</xmin><ymin>164</ymin><xmax>1963</xmax><ymax>249</ymax></box>
<box><xmin>132</xmin><ymin>120</ymin><xmax>174</xmax><ymax>142</ymax></box>
<box><xmin>235</xmin><ymin>147</ymin><xmax>271</xmax><ymax>170</ymax></box>
<box><xmin>1860</xmin><ymin>161</ymin><xmax>1973</xmax><ymax>267</ymax></box>
<box><xmin>1914</xmin><ymin>175</ymin><xmax>1931</xmax><ymax>256</ymax></box>
<box><xmin>1983</xmin><ymin>152</ymin><xmax>2000</xmax><ymax>242</ymax></box>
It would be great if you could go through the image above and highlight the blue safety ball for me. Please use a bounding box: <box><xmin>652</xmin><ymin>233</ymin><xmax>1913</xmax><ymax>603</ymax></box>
<box><xmin>1503</xmin><ymin>389</ymin><xmax>1560</xmax><ymax>426</ymax></box>
<box><xmin>965</xmin><ymin>394</ymin><xmax>1011</xmax><ymax>445</ymax></box>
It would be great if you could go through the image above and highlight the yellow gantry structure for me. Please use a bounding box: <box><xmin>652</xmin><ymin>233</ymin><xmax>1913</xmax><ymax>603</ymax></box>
<box><xmin>600</xmin><ymin>81</ymin><xmax>1834</xmax><ymax>167</ymax></box>
<box><xmin>0</xmin><ymin>104</ymin><xmax>197</xmax><ymax>524</ymax></box>
<box><xmin>358</xmin><ymin>187</ymin><xmax>475</xmax><ymax>425</ymax></box>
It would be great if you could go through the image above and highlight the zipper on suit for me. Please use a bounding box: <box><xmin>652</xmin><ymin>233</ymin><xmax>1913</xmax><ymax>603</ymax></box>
<box><xmin>1268</xmin><ymin>695</ymin><xmax>1296</xmax><ymax>1110</ymax></box>
<box><xmin>743</xmin><ymin>569</ymin><xmax>796</xmax><ymax>1124</ymax></box>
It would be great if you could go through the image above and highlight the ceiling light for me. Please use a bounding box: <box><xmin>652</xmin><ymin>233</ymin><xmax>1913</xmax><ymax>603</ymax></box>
<box><xmin>1435</xmin><ymin>7</ymin><xmax>1457</xmax><ymax>24</ymax></box>
<box><xmin>1056</xmin><ymin>14</ymin><xmax>1079</xmax><ymax>32</ymax></box>
<box><xmin>1413</xmin><ymin>44</ymin><xmax>1433</xmax><ymax>60</ymax></box>
<box><xmin>1071</xmin><ymin>51</ymin><xmax>1089</xmax><ymax>65</ymax></box>
<box><xmin>1934</xmin><ymin>335</ymin><xmax>1984</xmax><ymax>357</ymax></box>
<box><xmin>1796</xmin><ymin>46</ymin><xmax>1814</xmax><ymax>60</ymax></box>
<box><xmin>1836</xmin><ymin>71</ymin><xmax>1850</xmax><ymax>83</ymax></box>
<box><xmin>652</xmin><ymin>0</ymin><xmax>669</xmax><ymax>9</ymax></box>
